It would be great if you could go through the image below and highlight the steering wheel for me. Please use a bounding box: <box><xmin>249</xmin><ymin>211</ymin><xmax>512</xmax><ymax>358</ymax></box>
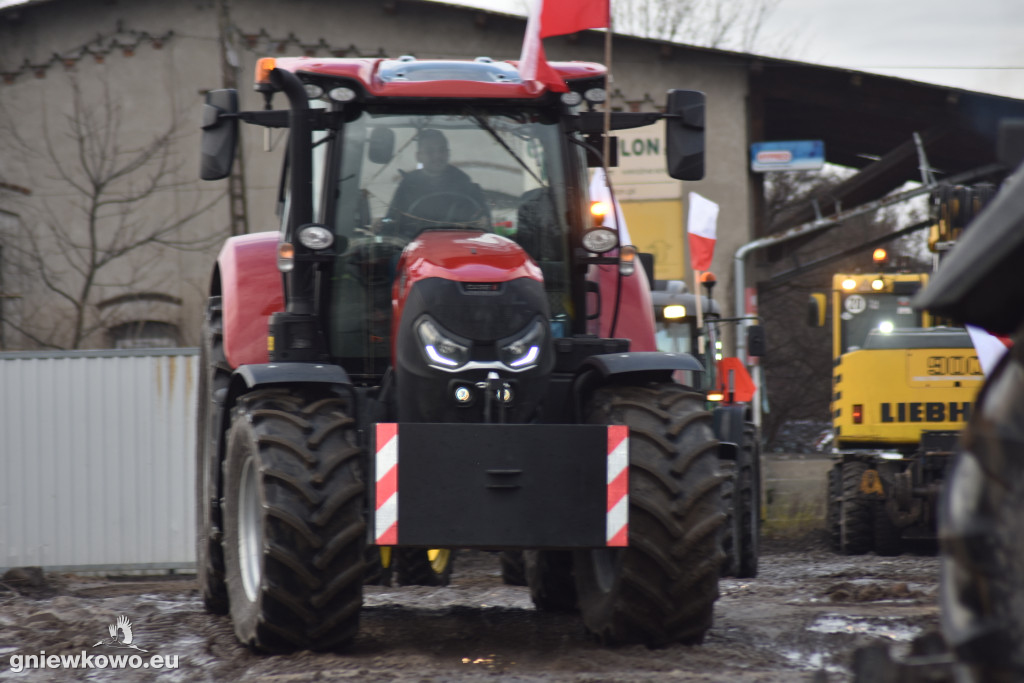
<box><xmin>404</xmin><ymin>191</ymin><xmax>487</xmax><ymax>228</ymax></box>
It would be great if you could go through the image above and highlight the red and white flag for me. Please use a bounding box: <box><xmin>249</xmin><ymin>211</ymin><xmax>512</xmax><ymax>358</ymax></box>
<box><xmin>967</xmin><ymin>325</ymin><xmax>1012</xmax><ymax>376</ymax></box>
<box><xmin>519</xmin><ymin>0</ymin><xmax>609</xmax><ymax>92</ymax></box>
<box><xmin>687</xmin><ymin>191</ymin><xmax>719</xmax><ymax>272</ymax></box>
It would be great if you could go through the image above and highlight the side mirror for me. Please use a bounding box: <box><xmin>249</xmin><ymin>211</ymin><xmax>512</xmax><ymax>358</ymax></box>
<box><xmin>200</xmin><ymin>89</ymin><xmax>239</xmax><ymax>181</ymax></box>
<box><xmin>807</xmin><ymin>293</ymin><xmax>826</xmax><ymax>327</ymax></box>
<box><xmin>746</xmin><ymin>325</ymin><xmax>766</xmax><ymax>358</ymax></box>
<box><xmin>368</xmin><ymin>127</ymin><xmax>395</xmax><ymax>164</ymax></box>
<box><xmin>665</xmin><ymin>89</ymin><xmax>705</xmax><ymax>181</ymax></box>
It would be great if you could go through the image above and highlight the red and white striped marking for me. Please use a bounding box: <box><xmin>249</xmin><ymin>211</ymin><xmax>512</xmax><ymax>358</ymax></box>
<box><xmin>606</xmin><ymin>425</ymin><xmax>629</xmax><ymax>546</ymax></box>
<box><xmin>374</xmin><ymin>423</ymin><xmax>399</xmax><ymax>545</ymax></box>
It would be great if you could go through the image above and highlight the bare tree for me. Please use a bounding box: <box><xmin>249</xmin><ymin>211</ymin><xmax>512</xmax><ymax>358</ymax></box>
<box><xmin>612</xmin><ymin>0</ymin><xmax>785</xmax><ymax>54</ymax></box>
<box><xmin>0</xmin><ymin>79</ymin><xmax>224</xmax><ymax>350</ymax></box>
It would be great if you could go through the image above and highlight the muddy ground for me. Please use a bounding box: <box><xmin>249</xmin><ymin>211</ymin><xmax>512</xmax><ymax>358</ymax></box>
<box><xmin>0</xmin><ymin>533</ymin><xmax>939</xmax><ymax>682</ymax></box>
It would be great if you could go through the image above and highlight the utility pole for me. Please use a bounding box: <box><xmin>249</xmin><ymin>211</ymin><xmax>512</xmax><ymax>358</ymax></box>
<box><xmin>217</xmin><ymin>0</ymin><xmax>249</xmax><ymax>235</ymax></box>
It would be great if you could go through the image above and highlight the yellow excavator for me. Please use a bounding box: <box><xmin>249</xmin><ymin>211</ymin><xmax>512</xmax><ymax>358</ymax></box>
<box><xmin>812</xmin><ymin>184</ymin><xmax>992</xmax><ymax>555</ymax></box>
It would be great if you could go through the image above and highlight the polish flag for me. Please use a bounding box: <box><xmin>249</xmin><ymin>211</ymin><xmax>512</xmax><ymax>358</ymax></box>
<box><xmin>519</xmin><ymin>0</ymin><xmax>610</xmax><ymax>93</ymax></box>
<box><xmin>687</xmin><ymin>191</ymin><xmax>719</xmax><ymax>272</ymax></box>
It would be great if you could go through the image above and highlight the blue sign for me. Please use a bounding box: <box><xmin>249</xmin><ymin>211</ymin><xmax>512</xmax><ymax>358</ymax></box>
<box><xmin>750</xmin><ymin>140</ymin><xmax>825</xmax><ymax>172</ymax></box>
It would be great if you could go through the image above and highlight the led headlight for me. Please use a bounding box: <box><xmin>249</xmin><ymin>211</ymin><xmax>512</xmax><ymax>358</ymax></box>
<box><xmin>298</xmin><ymin>224</ymin><xmax>334</xmax><ymax>250</ymax></box>
<box><xmin>664</xmin><ymin>304</ymin><xmax>686</xmax><ymax>320</ymax></box>
<box><xmin>499</xmin><ymin>320</ymin><xmax>545</xmax><ymax>369</ymax></box>
<box><xmin>303</xmin><ymin>83</ymin><xmax>324</xmax><ymax>99</ymax></box>
<box><xmin>584</xmin><ymin>87</ymin><xmax>606</xmax><ymax>104</ymax></box>
<box><xmin>328</xmin><ymin>86</ymin><xmax>357</xmax><ymax>102</ymax></box>
<box><xmin>582</xmin><ymin>227</ymin><xmax>618</xmax><ymax>253</ymax></box>
<box><xmin>561</xmin><ymin>91</ymin><xmax>583</xmax><ymax>107</ymax></box>
<box><xmin>416</xmin><ymin>317</ymin><xmax>470</xmax><ymax>369</ymax></box>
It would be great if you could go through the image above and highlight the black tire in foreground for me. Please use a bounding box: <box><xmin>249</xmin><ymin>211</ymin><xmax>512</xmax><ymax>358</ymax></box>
<box><xmin>940</xmin><ymin>349</ymin><xmax>1024</xmax><ymax>683</ymax></box>
<box><xmin>196</xmin><ymin>296</ymin><xmax>231</xmax><ymax>615</ymax></box>
<box><xmin>839</xmin><ymin>459</ymin><xmax>874</xmax><ymax>555</ymax></box>
<box><xmin>222</xmin><ymin>389</ymin><xmax>366</xmax><ymax>653</ymax></box>
<box><xmin>395</xmin><ymin>548</ymin><xmax>455</xmax><ymax>586</ymax></box>
<box><xmin>573</xmin><ymin>383</ymin><xmax>725</xmax><ymax>646</ymax></box>
<box><xmin>525</xmin><ymin>550</ymin><xmax>577</xmax><ymax>612</ymax></box>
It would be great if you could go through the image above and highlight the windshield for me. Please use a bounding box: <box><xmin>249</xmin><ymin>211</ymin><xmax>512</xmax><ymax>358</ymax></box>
<box><xmin>840</xmin><ymin>292</ymin><xmax>921</xmax><ymax>352</ymax></box>
<box><xmin>326</xmin><ymin>107</ymin><xmax>573</xmax><ymax>374</ymax></box>
<box><xmin>655</xmin><ymin>320</ymin><xmax>695</xmax><ymax>355</ymax></box>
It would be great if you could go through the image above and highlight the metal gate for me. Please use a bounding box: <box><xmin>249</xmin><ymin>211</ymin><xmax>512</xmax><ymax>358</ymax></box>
<box><xmin>0</xmin><ymin>349</ymin><xmax>198</xmax><ymax>572</ymax></box>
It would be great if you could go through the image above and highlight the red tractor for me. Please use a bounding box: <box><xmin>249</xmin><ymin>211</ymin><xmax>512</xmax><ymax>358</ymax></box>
<box><xmin>196</xmin><ymin>54</ymin><xmax>722</xmax><ymax>652</ymax></box>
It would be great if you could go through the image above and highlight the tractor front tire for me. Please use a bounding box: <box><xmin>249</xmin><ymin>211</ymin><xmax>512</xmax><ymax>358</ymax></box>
<box><xmin>573</xmin><ymin>383</ymin><xmax>725</xmax><ymax>646</ymax></box>
<box><xmin>222</xmin><ymin>389</ymin><xmax>366</xmax><ymax>653</ymax></box>
<box><xmin>196</xmin><ymin>296</ymin><xmax>230</xmax><ymax>615</ymax></box>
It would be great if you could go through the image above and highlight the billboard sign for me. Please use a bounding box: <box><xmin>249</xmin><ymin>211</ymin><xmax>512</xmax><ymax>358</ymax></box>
<box><xmin>750</xmin><ymin>140</ymin><xmax>825</xmax><ymax>172</ymax></box>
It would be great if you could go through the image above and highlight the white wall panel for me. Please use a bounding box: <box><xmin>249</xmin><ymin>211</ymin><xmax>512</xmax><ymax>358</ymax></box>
<box><xmin>0</xmin><ymin>349</ymin><xmax>198</xmax><ymax>571</ymax></box>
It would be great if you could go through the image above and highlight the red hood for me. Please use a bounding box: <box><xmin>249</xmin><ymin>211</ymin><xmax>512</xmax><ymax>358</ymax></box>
<box><xmin>396</xmin><ymin>230</ymin><xmax>542</xmax><ymax>289</ymax></box>
<box><xmin>391</xmin><ymin>230</ymin><xmax>543</xmax><ymax>357</ymax></box>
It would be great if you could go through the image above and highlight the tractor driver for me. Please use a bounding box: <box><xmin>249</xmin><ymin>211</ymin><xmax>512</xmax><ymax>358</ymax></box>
<box><xmin>385</xmin><ymin>128</ymin><xmax>489</xmax><ymax>237</ymax></box>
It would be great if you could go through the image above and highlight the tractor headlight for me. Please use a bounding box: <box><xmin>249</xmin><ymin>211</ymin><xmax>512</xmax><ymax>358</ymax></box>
<box><xmin>298</xmin><ymin>224</ymin><xmax>334</xmax><ymax>250</ymax></box>
<box><xmin>416</xmin><ymin>317</ymin><xmax>470</xmax><ymax>369</ymax></box>
<box><xmin>582</xmin><ymin>227</ymin><xmax>618</xmax><ymax>253</ymax></box>
<box><xmin>329</xmin><ymin>86</ymin><xmax>358</xmax><ymax>102</ymax></box>
<box><xmin>499</xmin><ymin>320</ymin><xmax>545</xmax><ymax>369</ymax></box>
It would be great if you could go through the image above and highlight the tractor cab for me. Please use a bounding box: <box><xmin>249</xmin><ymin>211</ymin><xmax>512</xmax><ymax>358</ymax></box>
<box><xmin>322</xmin><ymin>106</ymin><xmax>575</xmax><ymax>378</ymax></box>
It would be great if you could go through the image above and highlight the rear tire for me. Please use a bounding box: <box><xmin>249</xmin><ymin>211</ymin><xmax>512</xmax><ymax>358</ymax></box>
<box><xmin>573</xmin><ymin>383</ymin><xmax>724</xmax><ymax>646</ymax></box>
<box><xmin>525</xmin><ymin>550</ymin><xmax>577</xmax><ymax>612</ymax></box>
<box><xmin>500</xmin><ymin>550</ymin><xmax>527</xmax><ymax>586</ymax></box>
<box><xmin>363</xmin><ymin>546</ymin><xmax>393</xmax><ymax>586</ymax></box>
<box><xmin>826</xmin><ymin>463</ymin><xmax>842</xmax><ymax>551</ymax></box>
<box><xmin>196</xmin><ymin>296</ymin><xmax>230</xmax><ymax>614</ymax></box>
<box><xmin>873</xmin><ymin>500</ymin><xmax>902</xmax><ymax>556</ymax></box>
<box><xmin>734</xmin><ymin>423</ymin><xmax>761</xmax><ymax>578</ymax></box>
<box><xmin>222</xmin><ymin>389</ymin><xmax>365</xmax><ymax>652</ymax></box>
<box><xmin>839</xmin><ymin>460</ymin><xmax>874</xmax><ymax>555</ymax></box>
<box><xmin>719</xmin><ymin>454</ymin><xmax>739</xmax><ymax>577</ymax></box>
<box><xmin>395</xmin><ymin>548</ymin><xmax>455</xmax><ymax>586</ymax></box>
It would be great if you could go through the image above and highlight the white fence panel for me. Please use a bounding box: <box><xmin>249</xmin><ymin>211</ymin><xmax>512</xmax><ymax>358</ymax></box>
<box><xmin>0</xmin><ymin>349</ymin><xmax>198</xmax><ymax>571</ymax></box>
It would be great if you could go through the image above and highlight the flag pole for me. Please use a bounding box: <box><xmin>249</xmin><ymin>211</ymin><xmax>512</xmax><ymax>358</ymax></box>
<box><xmin>601</xmin><ymin>8</ymin><xmax>612</xmax><ymax>175</ymax></box>
<box><xmin>694</xmin><ymin>269</ymin><xmax>705</xmax><ymax>354</ymax></box>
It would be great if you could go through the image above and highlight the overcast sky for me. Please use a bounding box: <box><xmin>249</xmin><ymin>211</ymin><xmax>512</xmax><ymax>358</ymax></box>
<box><xmin>442</xmin><ymin>0</ymin><xmax>1024</xmax><ymax>99</ymax></box>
